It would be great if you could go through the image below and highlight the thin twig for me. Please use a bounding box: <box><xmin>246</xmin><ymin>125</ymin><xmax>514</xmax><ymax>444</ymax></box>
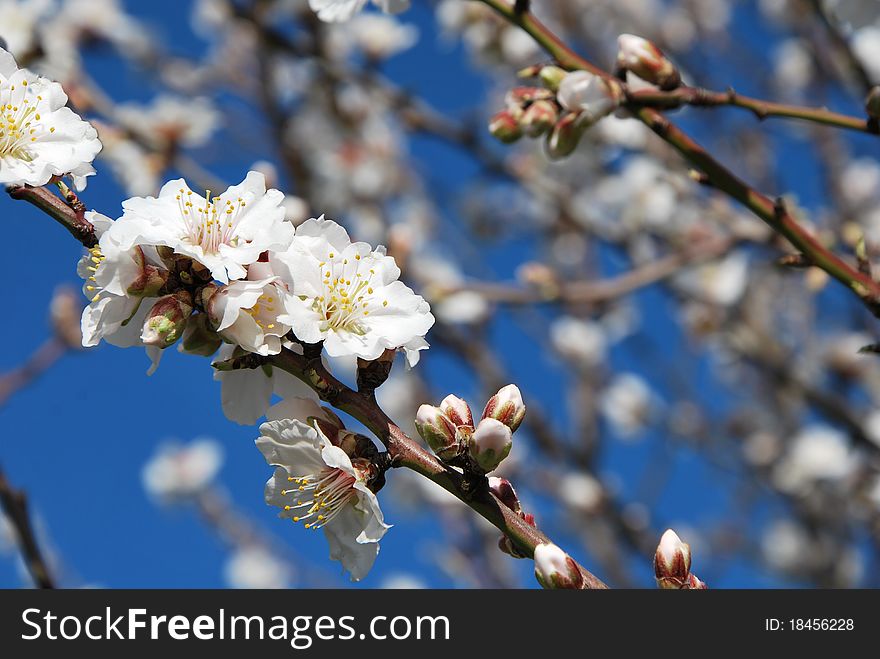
<box><xmin>0</xmin><ymin>467</ymin><xmax>55</xmax><ymax>588</ymax></box>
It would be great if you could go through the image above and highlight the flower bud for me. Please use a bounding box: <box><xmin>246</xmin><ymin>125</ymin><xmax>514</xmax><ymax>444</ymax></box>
<box><xmin>489</xmin><ymin>109</ymin><xmax>523</xmax><ymax>143</ymax></box>
<box><xmin>556</xmin><ymin>71</ymin><xmax>622</xmax><ymax>119</ymax></box>
<box><xmin>179</xmin><ymin>312</ymin><xmax>222</xmax><ymax>356</ymax></box>
<box><xmin>141</xmin><ymin>291</ymin><xmax>193</xmax><ymax>348</ymax></box>
<box><xmin>126</xmin><ymin>246</ymin><xmax>170</xmax><ymax>298</ymax></box>
<box><xmin>415</xmin><ymin>405</ymin><xmax>460</xmax><ymax>461</ymax></box>
<box><xmin>538</xmin><ymin>65</ymin><xmax>568</xmax><ymax>91</ymax></box>
<box><xmin>520</xmin><ymin>99</ymin><xmax>559</xmax><ymax>137</ymax></box>
<box><xmin>488</xmin><ymin>476</ymin><xmax>521</xmax><ymax>513</ymax></box>
<box><xmin>468</xmin><ymin>417</ymin><xmax>513</xmax><ymax>473</ymax></box>
<box><xmin>534</xmin><ymin>543</ymin><xmax>584</xmax><ymax>589</ymax></box>
<box><xmin>482</xmin><ymin>384</ymin><xmax>526</xmax><ymax>432</ymax></box>
<box><xmin>439</xmin><ymin>394</ymin><xmax>474</xmax><ymax>428</ymax></box>
<box><xmin>545</xmin><ymin>111</ymin><xmax>588</xmax><ymax>160</ymax></box>
<box><xmin>505</xmin><ymin>86</ymin><xmax>555</xmax><ymax>106</ymax></box>
<box><xmin>685</xmin><ymin>573</ymin><xmax>708</xmax><ymax>590</ymax></box>
<box><xmin>865</xmin><ymin>86</ymin><xmax>880</xmax><ymax>121</ymax></box>
<box><xmin>654</xmin><ymin>528</ymin><xmax>692</xmax><ymax>589</ymax></box>
<box><xmin>616</xmin><ymin>34</ymin><xmax>681</xmax><ymax>90</ymax></box>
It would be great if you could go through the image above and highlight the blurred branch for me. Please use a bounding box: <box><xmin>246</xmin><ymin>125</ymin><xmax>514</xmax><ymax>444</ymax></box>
<box><xmin>0</xmin><ymin>467</ymin><xmax>55</xmax><ymax>588</ymax></box>
<box><xmin>0</xmin><ymin>337</ymin><xmax>68</xmax><ymax>408</ymax></box>
<box><xmin>628</xmin><ymin>86</ymin><xmax>878</xmax><ymax>135</ymax></box>
<box><xmin>476</xmin><ymin>0</ymin><xmax>880</xmax><ymax>317</ymax></box>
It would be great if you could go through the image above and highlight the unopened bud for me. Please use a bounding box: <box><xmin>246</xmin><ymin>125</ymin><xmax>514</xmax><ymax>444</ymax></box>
<box><xmin>538</xmin><ymin>65</ymin><xmax>568</xmax><ymax>91</ymax></box>
<box><xmin>468</xmin><ymin>417</ymin><xmax>513</xmax><ymax>473</ymax></box>
<box><xmin>488</xmin><ymin>476</ymin><xmax>522</xmax><ymax>514</ymax></box>
<box><xmin>415</xmin><ymin>405</ymin><xmax>460</xmax><ymax>461</ymax></box>
<box><xmin>482</xmin><ymin>384</ymin><xmax>526</xmax><ymax>432</ymax></box>
<box><xmin>439</xmin><ymin>394</ymin><xmax>474</xmax><ymax>428</ymax></box>
<box><xmin>179</xmin><ymin>312</ymin><xmax>222</xmax><ymax>356</ymax></box>
<box><xmin>505</xmin><ymin>86</ymin><xmax>555</xmax><ymax>106</ymax></box>
<box><xmin>141</xmin><ymin>292</ymin><xmax>193</xmax><ymax>348</ymax></box>
<box><xmin>545</xmin><ymin>111</ymin><xmax>588</xmax><ymax>160</ymax></box>
<box><xmin>489</xmin><ymin>109</ymin><xmax>523</xmax><ymax>143</ymax></box>
<box><xmin>520</xmin><ymin>99</ymin><xmax>559</xmax><ymax>137</ymax></box>
<box><xmin>685</xmin><ymin>573</ymin><xmax>708</xmax><ymax>589</ymax></box>
<box><xmin>654</xmin><ymin>528</ymin><xmax>692</xmax><ymax>589</ymax></box>
<box><xmin>534</xmin><ymin>543</ymin><xmax>584</xmax><ymax>589</ymax></box>
<box><xmin>616</xmin><ymin>34</ymin><xmax>681</xmax><ymax>90</ymax></box>
<box><xmin>865</xmin><ymin>86</ymin><xmax>880</xmax><ymax>121</ymax></box>
<box><xmin>126</xmin><ymin>246</ymin><xmax>170</xmax><ymax>297</ymax></box>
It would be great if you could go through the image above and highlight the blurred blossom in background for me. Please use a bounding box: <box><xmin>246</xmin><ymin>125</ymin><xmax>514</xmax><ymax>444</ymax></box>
<box><xmin>3</xmin><ymin>0</ymin><xmax>880</xmax><ymax>588</ymax></box>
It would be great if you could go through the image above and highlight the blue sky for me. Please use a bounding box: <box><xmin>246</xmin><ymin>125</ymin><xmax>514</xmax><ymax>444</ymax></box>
<box><xmin>2</xmin><ymin>0</ymin><xmax>875</xmax><ymax>589</ymax></box>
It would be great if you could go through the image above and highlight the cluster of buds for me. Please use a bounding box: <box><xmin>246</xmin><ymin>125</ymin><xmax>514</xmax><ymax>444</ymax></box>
<box><xmin>533</xmin><ymin>542</ymin><xmax>585</xmax><ymax>589</ymax></box>
<box><xmin>414</xmin><ymin>384</ymin><xmax>525</xmax><ymax>474</ymax></box>
<box><xmin>654</xmin><ymin>529</ymin><xmax>708</xmax><ymax>589</ymax></box>
<box><xmin>489</xmin><ymin>63</ymin><xmax>624</xmax><ymax>160</ymax></box>
<box><xmin>615</xmin><ymin>34</ymin><xmax>681</xmax><ymax>91</ymax></box>
<box><xmin>490</xmin><ymin>477</ymin><xmax>537</xmax><ymax>558</ymax></box>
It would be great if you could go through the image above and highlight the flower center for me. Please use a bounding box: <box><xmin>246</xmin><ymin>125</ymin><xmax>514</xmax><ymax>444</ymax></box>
<box><xmin>0</xmin><ymin>79</ymin><xmax>54</xmax><ymax>161</ymax></box>
<box><xmin>280</xmin><ymin>467</ymin><xmax>358</xmax><ymax>530</ymax></box>
<box><xmin>312</xmin><ymin>250</ymin><xmax>388</xmax><ymax>334</ymax></box>
<box><xmin>174</xmin><ymin>186</ymin><xmax>248</xmax><ymax>254</ymax></box>
<box><xmin>245</xmin><ymin>287</ymin><xmax>279</xmax><ymax>333</ymax></box>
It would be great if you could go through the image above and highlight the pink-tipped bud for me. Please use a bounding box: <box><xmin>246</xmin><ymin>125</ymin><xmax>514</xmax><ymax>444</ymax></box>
<box><xmin>415</xmin><ymin>405</ymin><xmax>460</xmax><ymax>461</ymax></box>
<box><xmin>141</xmin><ymin>292</ymin><xmax>193</xmax><ymax>349</ymax></box>
<box><xmin>534</xmin><ymin>543</ymin><xmax>584</xmax><ymax>589</ymax></box>
<box><xmin>482</xmin><ymin>384</ymin><xmax>526</xmax><ymax>433</ymax></box>
<box><xmin>545</xmin><ymin>111</ymin><xmax>588</xmax><ymax>160</ymax></box>
<box><xmin>468</xmin><ymin>417</ymin><xmax>513</xmax><ymax>473</ymax></box>
<box><xmin>488</xmin><ymin>476</ymin><xmax>522</xmax><ymax>514</ymax></box>
<box><xmin>685</xmin><ymin>573</ymin><xmax>708</xmax><ymax>590</ymax></box>
<box><xmin>616</xmin><ymin>34</ymin><xmax>681</xmax><ymax>90</ymax></box>
<box><xmin>489</xmin><ymin>109</ymin><xmax>523</xmax><ymax>144</ymax></box>
<box><xmin>505</xmin><ymin>86</ymin><xmax>555</xmax><ymax>106</ymax></box>
<box><xmin>520</xmin><ymin>99</ymin><xmax>559</xmax><ymax>137</ymax></box>
<box><xmin>654</xmin><ymin>528</ymin><xmax>692</xmax><ymax>589</ymax></box>
<box><xmin>439</xmin><ymin>394</ymin><xmax>474</xmax><ymax>428</ymax></box>
<box><xmin>127</xmin><ymin>264</ymin><xmax>170</xmax><ymax>298</ymax></box>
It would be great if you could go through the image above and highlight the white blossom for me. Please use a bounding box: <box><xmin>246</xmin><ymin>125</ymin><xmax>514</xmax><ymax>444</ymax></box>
<box><xmin>224</xmin><ymin>546</ymin><xmax>294</xmax><ymax>589</ymax></box>
<box><xmin>78</xmin><ymin>212</ymin><xmax>165</xmax><ymax>372</ymax></box>
<box><xmin>273</xmin><ymin>216</ymin><xmax>434</xmax><ymax>363</ymax></box>
<box><xmin>112</xmin><ymin>171</ymin><xmax>293</xmax><ymax>283</ymax></box>
<box><xmin>142</xmin><ymin>438</ymin><xmax>223</xmax><ymax>500</ymax></box>
<box><xmin>309</xmin><ymin>0</ymin><xmax>409</xmax><ymax>23</ymax></box>
<box><xmin>257</xmin><ymin>397</ymin><xmax>390</xmax><ymax>581</ymax></box>
<box><xmin>115</xmin><ymin>95</ymin><xmax>220</xmax><ymax>150</ymax></box>
<box><xmin>0</xmin><ymin>47</ymin><xmax>101</xmax><ymax>189</ymax></box>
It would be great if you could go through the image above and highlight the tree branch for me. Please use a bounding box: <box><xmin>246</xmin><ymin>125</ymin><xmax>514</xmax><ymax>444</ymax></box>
<box><xmin>216</xmin><ymin>348</ymin><xmax>608</xmax><ymax>589</ymax></box>
<box><xmin>0</xmin><ymin>467</ymin><xmax>55</xmax><ymax>588</ymax></box>
<box><xmin>6</xmin><ymin>184</ymin><xmax>97</xmax><ymax>248</ymax></box>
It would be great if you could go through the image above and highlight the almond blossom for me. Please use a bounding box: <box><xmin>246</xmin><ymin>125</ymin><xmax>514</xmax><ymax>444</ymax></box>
<box><xmin>0</xmin><ymin>47</ymin><xmax>101</xmax><ymax>189</ymax></box>
<box><xmin>309</xmin><ymin>0</ymin><xmax>409</xmax><ymax>23</ymax></box>
<box><xmin>272</xmin><ymin>216</ymin><xmax>434</xmax><ymax>363</ymax></box>
<box><xmin>256</xmin><ymin>397</ymin><xmax>390</xmax><ymax>581</ymax></box>
<box><xmin>112</xmin><ymin>171</ymin><xmax>293</xmax><ymax>283</ymax></box>
<box><xmin>78</xmin><ymin>211</ymin><xmax>167</xmax><ymax>373</ymax></box>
